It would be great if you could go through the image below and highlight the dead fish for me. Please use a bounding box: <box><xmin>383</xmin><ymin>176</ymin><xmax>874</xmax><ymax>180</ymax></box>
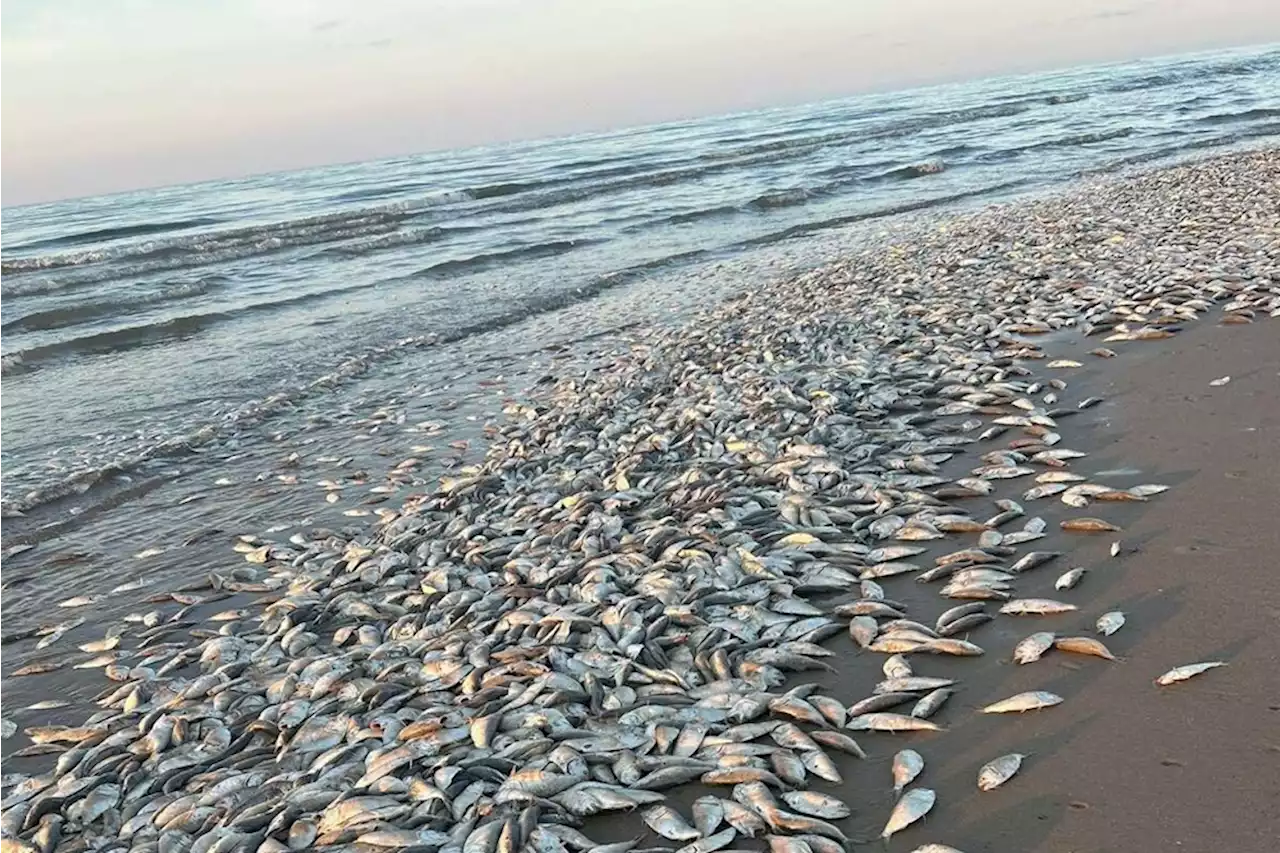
<box><xmin>1093</xmin><ymin>490</ymin><xmax>1147</xmax><ymax>503</ymax></box>
<box><xmin>78</xmin><ymin>635</ymin><xmax>121</xmax><ymax>653</ymax></box>
<box><xmin>980</xmin><ymin>692</ymin><xmax>1063</xmax><ymax>713</ymax></box>
<box><xmin>23</xmin><ymin>700</ymin><xmax>71</xmax><ymax>711</ymax></box>
<box><xmin>935</xmin><ymin>603</ymin><xmax>984</xmax><ymax>631</ymax></box>
<box><xmin>848</xmin><ymin>616</ymin><xmax>878</xmax><ymax>648</ymax></box>
<box><xmin>875</xmin><ymin>677</ymin><xmax>954</xmax><ymax>694</ymax></box>
<box><xmin>1010</xmin><ymin>551</ymin><xmax>1061</xmax><ymax>573</ymax></box>
<box><xmin>848</xmin><ymin>714</ymin><xmax>943</xmax><ymax>733</ymax></box>
<box><xmin>1155</xmin><ymin>662</ymin><xmax>1227</xmax><ymax>686</ymax></box>
<box><xmin>57</xmin><ymin>595</ymin><xmax>100</xmax><ymax>608</ymax></box>
<box><xmin>692</xmin><ymin>796</ymin><xmax>724</xmax><ymax>836</ymax></box>
<box><xmin>892</xmin><ymin>749</ymin><xmax>924</xmax><ymax>794</ymax></box>
<box><xmin>882</xmin><ymin>788</ymin><xmax>936</xmax><ymax>841</ymax></box>
<box><xmin>934</xmin><ymin>613</ymin><xmax>991</xmax><ymax>640</ymax></box>
<box><xmin>1036</xmin><ymin>470</ymin><xmax>1085</xmax><ymax>483</ymax></box>
<box><xmin>883</xmin><ymin>655</ymin><xmax>913</xmax><ymax>679</ymax></box>
<box><xmin>911</xmin><ymin>688</ymin><xmax>953</xmax><ymax>719</ymax></box>
<box><xmin>809</xmin><ymin>730</ymin><xmax>866</xmax><ymax>759</ymax></box>
<box><xmin>1061</xmin><ymin>517</ymin><xmax>1121</xmax><ymax>532</ymax></box>
<box><xmin>1054</xmin><ymin>568</ymin><xmax>1087</xmax><ymax>590</ymax></box>
<box><xmin>1023</xmin><ymin>483</ymin><xmax>1068</xmax><ymax>500</ymax></box>
<box><xmin>642</xmin><ymin>806</ymin><xmax>700</xmax><ymax>841</ymax></box>
<box><xmin>1000</xmin><ymin>599</ymin><xmax>1077</xmax><ymax>615</ymax></box>
<box><xmin>850</xmin><ymin>692</ymin><xmax>921</xmax><ymax>717</ymax></box>
<box><xmin>1053</xmin><ymin>636</ymin><xmax>1117</xmax><ymax>661</ymax></box>
<box><xmin>1012</xmin><ymin>632</ymin><xmax>1055</xmax><ymax>664</ymax></box>
<box><xmin>924</xmin><ymin>638</ymin><xmax>984</xmax><ymax>656</ymax></box>
<box><xmin>12</xmin><ymin>660</ymin><xmax>66</xmax><ymax>677</ymax></box>
<box><xmin>677</xmin><ymin>828</ymin><xmax>738</xmax><ymax>853</ymax></box>
<box><xmin>780</xmin><ymin>791</ymin><xmax>851</xmax><ymax>820</ymax></box>
<box><xmin>1096</xmin><ymin>611</ymin><xmax>1126</xmax><ymax>636</ymax></box>
<box><xmin>977</xmin><ymin>753</ymin><xmax>1025</xmax><ymax>791</ymax></box>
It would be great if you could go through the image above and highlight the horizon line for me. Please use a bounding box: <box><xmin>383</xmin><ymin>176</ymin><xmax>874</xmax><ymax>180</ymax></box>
<box><xmin>3</xmin><ymin>40</ymin><xmax>1275</xmax><ymax>211</ymax></box>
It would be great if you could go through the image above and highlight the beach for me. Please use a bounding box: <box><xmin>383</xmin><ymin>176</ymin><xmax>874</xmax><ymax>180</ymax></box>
<box><xmin>2</xmin><ymin>147</ymin><xmax>1278</xmax><ymax>853</ymax></box>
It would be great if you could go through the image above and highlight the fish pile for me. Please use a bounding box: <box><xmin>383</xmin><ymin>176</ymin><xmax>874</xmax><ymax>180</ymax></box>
<box><xmin>2</xmin><ymin>149</ymin><xmax>1277</xmax><ymax>853</ymax></box>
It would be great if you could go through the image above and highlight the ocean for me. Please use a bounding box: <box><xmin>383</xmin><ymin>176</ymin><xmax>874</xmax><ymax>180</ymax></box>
<box><xmin>1</xmin><ymin>45</ymin><xmax>1278</xmax><ymax>631</ymax></box>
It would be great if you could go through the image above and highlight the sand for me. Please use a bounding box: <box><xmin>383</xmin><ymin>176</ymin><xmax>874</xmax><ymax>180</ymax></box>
<box><xmin>898</xmin><ymin>316</ymin><xmax>1280</xmax><ymax>853</ymax></box>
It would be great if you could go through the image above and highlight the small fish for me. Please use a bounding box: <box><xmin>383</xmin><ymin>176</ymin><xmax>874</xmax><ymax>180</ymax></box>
<box><xmin>908</xmin><ymin>846</ymin><xmax>967</xmax><ymax>853</ymax></box>
<box><xmin>1013</xmin><ymin>632</ymin><xmax>1055</xmax><ymax>664</ymax></box>
<box><xmin>911</xmin><ymin>688</ymin><xmax>953</xmax><ymax>719</ymax></box>
<box><xmin>980</xmin><ymin>691</ymin><xmax>1063</xmax><ymax>713</ymax></box>
<box><xmin>1000</xmin><ymin>599</ymin><xmax>1077</xmax><ymax>615</ymax></box>
<box><xmin>882</xmin><ymin>788</ymin><xmax>936</xmax><ymax>841</ymax></box>
<box><xmin>1054</xmin><ymin>568</ymin><xmax>1087</xmax><ymax>590</ymax></box>
<box><xmin>1096</xmin><ymin>611</ymin><xmax>1126</xmax><ymax>636</ymax></box>
<box><xmin>925</xmin><ymin>637</ymin><xmax>984</xmax><ymax>656</ymax></box>
<box><xmin>848</xmin><ymin>616</ymin><xmax>878</xmax><ymax>648</ymax></box>
<box><xmin>1109</xmin><ymin>541</ymin><xmax>1122</xmax><ymax>557</ymax></box>
<box><xmin>883</xmin><ymin>654</ymin><xmax>913</xmax><ymax>679</ymax></box>
<box><xmin>642</xmin><ymin>806</ymin><xmax>700</xmax><ymax>841</ymax></box>
<box><xmin>692</xmin><ymin>797</ymin><xmax>724</xmax><ymax>836</ymax></box>
<box><xmin>134</xmin><ymin>547</ymin><xmax>167</xmax><ymax>559</ymax></box>
<box><xmin>1053</xmin><ymin>636</ymin><xmax>1117</xmax><ymax>661</ymax></box>
<box><xmin>24</xmin><ymin>700</ymin><xmax>71</xmax><ymax>710</ymax></box>
<box><xmin>12</xmin><ymin>659</ymin><xmax>66</xmax><ymax>676</ymax></box>
<box><xmin>780</xmin><ymin>791</ymin><xmax>851</xmax><ymax>820</ymax></box>
<box><xmin>848</xmin><ymin>713</ymin><xmax>943</xmax><ymax>733</ymax></box>
<box><xmin>810</xmin><ymin>729</ymin><xmax>866</xmax><ymax>759</ymax></box>
<box><xmin>1155</xmin><ymin>662</ymin><xmax>1227</xmax><ymax>686</ymax></box>
<box><xmin>1023</xmin><ymin>484</ymin><xmax>1068</xmax><ymax>500</ymax></box>
<box><xmin>892</xmin><ymin>749</ymin><xmax>924</xmax><ymax>794</ymax></box>
<box><xmin>977</xmin><ymin>753</ymin><xmax>1025</xmax><ymax>791</ymax></box>
<box><xmin>74</xmin><ymin>653</ymin><xmax>119</xmax><ymax>669</ymax></box>
<box><xmin>1209</xmin><ymin>376</ymin><xmax>1230</xmax><ymax>386</ymax></box>
<box><xmin>1036</xmin><ymin>471</ymin><xmax>1086</xmax><ymax>483</ymax></box>
<box><xmin>57</xmin><ymin>595</ymin><xmax>99</xmax><ymax>608</ymax></box>
<box><xmin>1061</xmin><ymin>517</ymin><xmax>1121</xmax><ymax>532</ymax></box>
<box><xmin>875</xmin><ymin>677</ymin><xmax>954</xmax><ymax>694</ymax></box>
<box><xmin>78</xmin><ymin>635</ymin><xmax>120</xmax><ymax>653</ymax></box>
<box><xmin>1010</xmin><ymin>551</ymin><xmax>1061</xmax><ymax>573</ymax></box>
<box><xmin>1046</xmin><ymin>359</ymin><xmax>1082</xmax><ymax>368</ymax></box>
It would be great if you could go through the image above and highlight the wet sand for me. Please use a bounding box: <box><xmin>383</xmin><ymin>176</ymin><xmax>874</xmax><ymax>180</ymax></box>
<box><xmin>983</xmin><ymin>317</ymin><xmax>1280</xmax><ymax>853</ymax></box>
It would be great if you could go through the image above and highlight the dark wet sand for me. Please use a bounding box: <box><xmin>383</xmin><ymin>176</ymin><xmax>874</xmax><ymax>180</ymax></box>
<box><xmin>933</xmin><ymin>317</ymin><xmax>1280</xmax><ymax>853</ymax></box>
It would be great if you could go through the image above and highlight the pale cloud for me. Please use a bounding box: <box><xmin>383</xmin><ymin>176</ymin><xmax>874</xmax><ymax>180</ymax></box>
<box><xmin>3</xmin><ymin>0</ymin><xmax>1279</xmax><ymax>205</ymax></box>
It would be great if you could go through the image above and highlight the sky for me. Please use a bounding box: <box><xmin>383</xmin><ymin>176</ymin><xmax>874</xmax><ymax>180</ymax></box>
<box><xmin>3</xmin><ymin>0</ymin><xmax>1279</xmax><ymax>205</ymax></box>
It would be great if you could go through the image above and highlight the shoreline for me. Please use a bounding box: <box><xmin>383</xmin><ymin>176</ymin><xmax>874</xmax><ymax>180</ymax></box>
<box><xmin>2</xmin><ymin>148</ymin><xmax>1277</xmax><ymax>853</ymax></box>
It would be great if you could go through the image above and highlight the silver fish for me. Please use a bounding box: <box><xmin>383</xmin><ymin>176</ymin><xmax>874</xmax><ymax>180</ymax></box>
<box><xmin>882</xmin><ymin>788</ymin><xmax>936</xmax><ymax>840</ymax></box>
<box><xmin>892</xmin><ymin>749</ymin><xmax>924</xmax><ymax>794</ymax></box>
<box><xmin>1155</xmin><ymin>661</ymin><xmax>1227</xmax><ymax>686</ymax></box>
<box><xmin>977</xmin><ymin>753</ymin><xmax>1024</xmax><ymax>791</ymax></box>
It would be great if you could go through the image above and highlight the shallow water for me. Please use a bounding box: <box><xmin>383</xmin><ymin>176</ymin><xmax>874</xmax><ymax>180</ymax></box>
<box><xmin>1</xmin><ymin>45</ymin><xmax>1278</xmax><ymax>649</ymax></box>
